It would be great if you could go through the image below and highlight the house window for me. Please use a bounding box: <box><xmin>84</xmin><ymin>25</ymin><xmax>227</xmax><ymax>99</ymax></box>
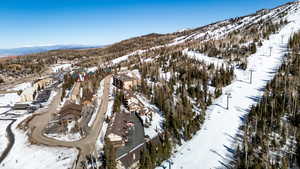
<box><xmin>133</xmin><ymin>153</ymin><xmax>136</xmax><ymax>160</ymax></box>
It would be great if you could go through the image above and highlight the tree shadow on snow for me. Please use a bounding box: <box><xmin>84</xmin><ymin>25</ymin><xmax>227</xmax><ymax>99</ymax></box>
<box><xmin>210</xmin><ymin>147</ymin><xmax>234</xmax><ymax>169</ymax></box>
<box><xmin>212</xmin><ymin>103</ymin><xmax>226</xmax><ymax>110</ymax></box>
<box><xmin>246</xmin><ymin>96</ymin><xmax>261</xmax><ymax>102</ymax></box>
<box><xmin>236</xmin><ymin>79</ymin><xmax>250</xmax><ymax>84</ymax></box>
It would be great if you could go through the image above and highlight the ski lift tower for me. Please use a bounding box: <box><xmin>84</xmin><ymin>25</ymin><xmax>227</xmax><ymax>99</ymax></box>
<box><xmin>249</xmin><ymin>68</ymin><xmax>255</xmax><ymax>84</ymax></box>
<box><xmin>225</xmin><ymin>92</ymin><xmax>232</xmax><ymax>110</ymax></box>
<box><xmin>269</xmin><ymin>46</ymin><xmax>273</xmax><ymax>57</ymax></box>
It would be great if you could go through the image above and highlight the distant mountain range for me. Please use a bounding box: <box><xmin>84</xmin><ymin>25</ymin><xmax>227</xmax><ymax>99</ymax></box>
<box><xmin>0</xmin><ymin>45</ymin><xmax>100</xmax><ymax>57</ymax></box>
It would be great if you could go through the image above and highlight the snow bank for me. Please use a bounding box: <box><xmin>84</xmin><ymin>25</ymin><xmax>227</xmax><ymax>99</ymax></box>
<box><xmin>0</xmin><ymin>93</ymin><xmax>21</xmax><ymax>107</ymax></box>
<box><xmin>0</xmin><ymin>115</ymin><xmax>78</xmax><ymax>169</ymax></box>
<box><xmin>183</xmin><ymin>49</ymin><xmax>226</xmax><ymax>67</ymax></box>
<box><xmin>95</xmin><ymin>78</ymin><xmax>114</xmax><ymax>151</ymax></box>
<box><xmin>88</xmin><ymin>79</ymin><xmax>105</xmax><ymax>127</ymax></box>
<box><xmin>106</xmin><ymin>78</ymin><xmax>114</xmax><ymax>118</ymax></box>
<box><xmin>45</xmin><ymin>132</ymin><xmax>82</xmax><ymax>142</ymax></box>
<box><xmin>136</xmin><ymin>95</ymin><xmax>163</xmax><ymax>139</ymax></box>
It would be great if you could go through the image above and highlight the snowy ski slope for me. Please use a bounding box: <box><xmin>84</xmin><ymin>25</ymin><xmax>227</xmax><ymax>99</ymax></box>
<box><xmin>159</xmin><ymin>2</ymin><xmax>300</xmax><ymax>169</ymax></box>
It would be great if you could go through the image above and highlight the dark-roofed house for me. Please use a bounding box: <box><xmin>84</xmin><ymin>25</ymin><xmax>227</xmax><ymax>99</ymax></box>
<box><xmin>116</xmin><ymin>135</ymin><xmax>163</xmax><ymax>169</ymax></box>
<box><xmin>106</xmin><ymin>111</ymin><xmax>131</xmax><ymax>148</ymax></box>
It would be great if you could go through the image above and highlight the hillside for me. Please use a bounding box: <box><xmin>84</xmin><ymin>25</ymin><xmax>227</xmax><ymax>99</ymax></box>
<box><xmin>0</xmin><ymin>1</ymin><xmax>299</xmax><ymax>169</ymax></box>
<box><xmin>0</xmin><ymin>2</ymin><xmax>296</xmax><ymax>83</ymax></box>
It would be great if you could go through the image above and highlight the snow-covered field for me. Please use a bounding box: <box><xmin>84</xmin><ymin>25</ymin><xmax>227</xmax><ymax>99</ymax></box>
<box><xmin>0</xmin><ymin>82</ymin><xmax>32</xmax><ymax>108</ymax></box>
<box><xmin>183</xmin><ymin>49</ymin><xmax>226</xmax><ymax>67</ymax></box>
<box><xmin>0</xmin><ymin>115</ymin><xmax>78</xmax><ymax>169</ymax></box>
<box><xmin>0</xmin><ymin>107</ymin><xmax>11</xmax><ymax>115</ymax></box>
<box><xmin>0</xmin><ymin>82</ymin><xmax>29</xmax><ymax>113</ymax></box>
<box><xmin>51</xmin><ymin>63</ymin><xmax>72</xmax><ymax>72</ymax></box>
<box><xmin>12</xmin><ymin>82</ymin><xmax>31</xmax><ymax>91</ymax></box>
<box><xmin>159</xmin><ymin>4</ymin><xmax>300</xmax><ymax>169</ymax></box>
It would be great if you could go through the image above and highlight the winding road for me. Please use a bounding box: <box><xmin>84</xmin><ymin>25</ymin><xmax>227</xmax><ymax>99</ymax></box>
<box><xmin>25</xmin><ymin>75</ymin><xmax>111</xmax><ymax>169</ymax></box>
<box><xmin>0</xmin><ymin>119</ymin><xmax>16</xmax><ymax>164</ymax></box>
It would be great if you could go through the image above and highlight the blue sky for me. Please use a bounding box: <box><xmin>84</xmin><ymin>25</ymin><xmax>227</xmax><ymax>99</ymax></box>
<box><xmin>0</xmin><ymin>0</ymin><xmax>293</xmax><ymax>49</ymax></box>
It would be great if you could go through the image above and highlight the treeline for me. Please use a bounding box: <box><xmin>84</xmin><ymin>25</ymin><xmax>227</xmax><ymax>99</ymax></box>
<box><xmin>61</xmin><ymin>68</ymin><xmax>108</xmax><ymax>103</ymax></box>
<box><xmin>0</xmin><ymin>31</ymin><xmax>182</xmax><ymax>81</ymax></box>
<box><xmin>137</xmin><ymin>50</ymin><xmax>234</xmax><ymax>145</ymax></box>
<box><xmin>140</xmin><ymin>134</ymin><xmax>172</xmax><ymax>169</ymax></box>
<box><xmin>187</xmin><ymin>19</ymin><xmax>288</xmax><ymax>70</ymax></box>
<box><xmin>112</xmin><ymin>90</ymin><xmax>124</xmax><ymax>113</ymax></box>
<box><xmin>61</xmin><ymin>73</ymin><xmax>76</xmax><ymax>101</ymax></box>
<box><xmin>81</xmin><ymin>69</ymin><xmax>109</xmax><ymax>102</ymax></box>
<box><xmin>233</xmin><ymin>31</ymin><xmax>300</xmax><ymax>169</ymax></box>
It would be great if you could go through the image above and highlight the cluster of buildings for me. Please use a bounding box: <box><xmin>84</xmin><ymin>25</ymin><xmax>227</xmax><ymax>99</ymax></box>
<box><xmin>113</xmin><ymin>74</ymin><xmax>139</xmax><ymax>90</ymax></box>
<box><xmin>20</xmin><ymin>77</ymin><xmax>54</xmax><ymax>102</ymax></box>
<box><xmin>52</xmin><ymin>101</ymin><xmax>94</xmax><ymax>135</ymax></box>
<box><xmin>123</xmin><ymin>93</ymin><xmax>154</xmax><ymax>127</ymax></box>
<box><xmin>106</xmin><ymin>73</ymin><xmax>158</xmax><ymax>169</ymax></box>
<box><xmin>45</xmin><ymin>70</ymin><xmax>97</xmax><ymax>137</ymax></box>
<box><xmin>58</xmin><ymin>101</ymin><xmax>83</xmax><ymax>128</ymax></box>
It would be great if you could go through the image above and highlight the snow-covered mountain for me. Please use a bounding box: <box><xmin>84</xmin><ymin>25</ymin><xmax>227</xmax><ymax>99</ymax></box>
<box><xmin>0</xmin><ymin>44</ymin><xmax>100</xmax><ymax>57</ymax></box>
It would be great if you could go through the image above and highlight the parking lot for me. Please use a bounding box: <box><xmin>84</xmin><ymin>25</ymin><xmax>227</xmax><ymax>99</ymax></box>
<box><xmin>32</xmin><ymin>89</ymin><xmax>51</xmax><ymax>105</ymax></box>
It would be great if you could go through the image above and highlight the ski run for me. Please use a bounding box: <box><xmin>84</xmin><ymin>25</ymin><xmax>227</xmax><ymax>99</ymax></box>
<box><xmin>159</xmin><ymin>3</ymin><xmax>300</xmax><ymax>169</ymax></box>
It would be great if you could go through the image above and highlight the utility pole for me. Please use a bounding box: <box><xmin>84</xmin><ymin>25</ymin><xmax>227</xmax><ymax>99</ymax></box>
<box><xmin>225</xmin><ymin>92</ymin><xmax>232</xmax><ymax>110</ymax></box>
<box><xmin>269</xmin><ymin>46</ymin><xmax>273</xmax><ymax>57</ymax></box>
<box><xmin>249</xmin><ymin>69</ymin><xmax>254</xmax><ymax>84</ymax></box>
